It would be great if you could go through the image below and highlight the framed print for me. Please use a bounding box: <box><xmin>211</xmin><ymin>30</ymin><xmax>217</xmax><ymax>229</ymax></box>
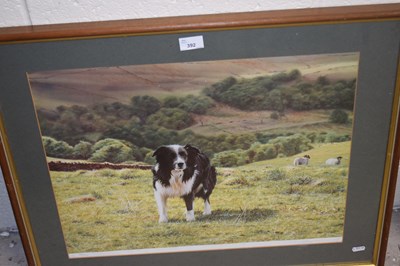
<box><xmin>1</xmin><ymin>3</ymin><xmax>400</xmax><ymax>266</ymax></box>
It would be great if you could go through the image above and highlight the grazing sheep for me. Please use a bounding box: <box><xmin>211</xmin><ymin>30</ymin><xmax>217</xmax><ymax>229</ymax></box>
<box><xmin>293</xmin><ymin>155</ymin><xmax>311</xmax><ymax>166</ymax></box>
<box><xmin>325</xmin><ymin>156</ymin><xmax>342</xmax><ymax>165</ymax></box>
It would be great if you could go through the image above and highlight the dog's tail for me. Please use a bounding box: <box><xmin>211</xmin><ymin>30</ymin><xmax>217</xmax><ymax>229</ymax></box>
<box><xmin>203</xmin><ymin>166</ymin><xmax>217</xmax><ymax>197</ymax></box>
<box><xmin>209</xmin><ymin>166</ymin><xmax>217</xmax><ymax>186</ymax></box>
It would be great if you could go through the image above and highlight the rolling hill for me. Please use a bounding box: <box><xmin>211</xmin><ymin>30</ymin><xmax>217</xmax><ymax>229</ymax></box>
<box><xmin>28</xmin><ymin>53</ymin><xmax>359</xmax><ymax>109</ymax></box>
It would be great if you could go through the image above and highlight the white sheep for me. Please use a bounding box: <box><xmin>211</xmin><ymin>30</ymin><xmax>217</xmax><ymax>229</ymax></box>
<box><xmin>293</xmin><ymin>155</ymin><xmax>310</xmax><ymax>166</ymax></box>
<box><xmin>325</xmin><ymin>156</ymin><xmax>342</xmax><ymax>165</ymax></box>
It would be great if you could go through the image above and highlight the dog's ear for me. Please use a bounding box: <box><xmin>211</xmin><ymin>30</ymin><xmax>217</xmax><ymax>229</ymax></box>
<box><xmin>153</xmin><ymin>146</ymin><xmax>168</xmax><ymax>157</ymax></box>
<box><xmin>184</xmin><ymin>144</ymin><xmax>200</xmax><ymax>156</ymax></box>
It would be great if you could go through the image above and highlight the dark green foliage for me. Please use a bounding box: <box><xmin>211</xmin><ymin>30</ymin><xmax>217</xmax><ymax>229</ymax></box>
<box><xmin>72</xmin><ymin>141</ymin><xmax>93</xmax><ymax>159</ymax></box>
<box><xmin>212</xmin><ymin>150</ymin><xmax>247</xmax><ymax>167</ymax></box>
<box><xmin>251</xmin><ymin>143</ymin><xmax>278</xmax><ymax>161</ymax></box>
<box><xmin>147</xmin><ymin>108</ymin><xmax>193</xmax><ymax>130</ymax></box>
<box><xmin>324</xmin><ymin>133</ymin><xmax>351</xmax><ymax>143</ymax></box>
<box><xmin>163</xmin><ymin>94</ymin><xmax>214</xmax><ymax>115</ymax></box>
<box><xmin>37</xmin><ymin>102</ymin><xmax>135</xmax><ymax>145</ymax></box>
<box><xmin>203</xmin><ymin>76</ymin><xmax>237</xmax><ymax>101</ymax></box>
<box><xmin>163</xmin><ymin>96</ymin><xmax>182</xmax><ymax>108</ymax></box>
<box><xmin>270</xmin><ymin>112</ymin><xmax>279</xmax><ymax>120</ymax></box>
<box><xmin>178</xmin><ymin>95</ymin><xmax>214</xmax><ymax>114</ymax></box>
<box><xmin>89</xmin><ymin>138</ymin><xmax>141</xmax><ymax>163</ymax></box>
<box><xmin>271</xmin><ymin>69</ymin><xmax>301</xmax><ymax>82</ymax></box>
<box><xmin>268</xmin><ymin>134</ymin><xmax>312</xmax><ymax>157</ymax></box>
<box><xmin>143</xmin><ymin>150</ymin><xmax>156</xmax><ymax>165</ymax></box>
<box><xmin>37</xmin><ymin>70</ymin><xmax>355</xmax><ymax>164</ymax></box>
<box><xmin>329</xmin><ymin>109</ymin><xmax>349</xmax><ymax>124</ymax></box>
<box><xmin>204</xmin><ymin>71</ymin><xmax>355</xmax><ymax>112</ymax></box>
<box><xmin>267</xmin><ymin>169</ymin><xmax>287</xmax><ymax>181</ymax></box>
<box><xmin>212</xmin><ymin>133</ymin><xmax>313</xmax><ymax>167</ymax></box>
<box><xmin>42</xmin><ymin>136</ymin><xmax>74</xmax><ymax>158</ymax></box>
<box><xmin>131</xmin><ymin>95</ymin><xmax>161</xmax><ymax>124</ymax></box>
<box><xmin>316</xmin><ymin>76</ymin><xmax>330</xmax><ymax>86</ymax></box>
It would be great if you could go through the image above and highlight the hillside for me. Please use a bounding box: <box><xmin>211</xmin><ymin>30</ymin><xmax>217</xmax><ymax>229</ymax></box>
<box><xmin>189</xmin><ymin>105</ymin><xmax>352</xmax><ymax>136</ymax></box>
<box><xmin>28</xmin><ymin>53</ymin><xmax>359</xmax><ymax>109</ymax></box>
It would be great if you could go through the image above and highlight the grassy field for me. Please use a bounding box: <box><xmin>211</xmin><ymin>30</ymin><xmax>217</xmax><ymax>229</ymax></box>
<box><xmin>190</xmin><ymin>106</ymin><xmax>353</xmax><ymax>136</ymax></box>
<box><xmin>49</xmin><ymin>141</ymin><xmax>350</xmax><ymax>255</ymax></box>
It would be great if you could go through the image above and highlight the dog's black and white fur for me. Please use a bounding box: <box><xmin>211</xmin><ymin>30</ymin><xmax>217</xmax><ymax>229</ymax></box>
<box><xmin>152</xmin><ymin>144</ymin><xmax>217</xmax><ymax>223</ymax></box>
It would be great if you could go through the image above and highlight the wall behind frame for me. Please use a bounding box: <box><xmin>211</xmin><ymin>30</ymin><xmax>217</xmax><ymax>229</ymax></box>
<box><xmin>0</xmin><ymin>0</ymin><xmax>400</xmax><ymax>27</ymax></box>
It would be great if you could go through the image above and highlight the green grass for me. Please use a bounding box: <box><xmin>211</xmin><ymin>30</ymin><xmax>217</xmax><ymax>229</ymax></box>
<box><xmin>50</xmin><ymin>142</ymin><xmax>349</xmax><ymax>254</ymax></box>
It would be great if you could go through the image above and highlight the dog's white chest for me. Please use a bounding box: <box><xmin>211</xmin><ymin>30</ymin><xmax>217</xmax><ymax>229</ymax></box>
<box><xmin>155</xmin><ymin>170</ymin><xmax>195</xmax><ymax>197</ymax></box>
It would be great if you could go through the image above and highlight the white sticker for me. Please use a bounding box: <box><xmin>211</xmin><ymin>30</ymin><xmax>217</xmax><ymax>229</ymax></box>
<box><xmin>352</xmin><ymin>246</ymin><xmax>366</xmax><ymax>252</ymax></box>
<box><xmin>179</xmin><ymin>36</ymin><xmax>204</xmax><ymax>51</ymax></box>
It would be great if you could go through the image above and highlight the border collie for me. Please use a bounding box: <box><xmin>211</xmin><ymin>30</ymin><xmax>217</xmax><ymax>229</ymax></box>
<box><xmin>152</xmin><ymin>144</ymin><xmax>217</xmax><ymax>223</ymax></box>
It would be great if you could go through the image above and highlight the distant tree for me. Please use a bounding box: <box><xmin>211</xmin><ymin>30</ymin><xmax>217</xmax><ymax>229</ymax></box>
<box><xmin>140</xmin><ymin>126</ymin><xmax>180</xmax><ymax>149</ymax></box>
<box><xmin>324</xmin><ymin>133</ymin><xmax>351</xmax><ymax>143</ymax></box>
<box><xmin>271</xmin><ymin>69</ymin><xmax>301</xmax><ymax>82</ymax></box>
<box><xmin>72</xmin><ymin>141</ymin><xmax>93</xmax><ymax>159</ymax></box>
<box><xmin>235</xmin><ymin>134</ymin><xmax>257</xmax><ymax>150</ymax></box>
<box><xmin>268</xmin><ymin>89</ymin><xmax>285</xmax><ymax>112</ymax></box>
<box><xmin>143</xmin><ymin>150</ymin><xmax>156</xmax><ymax>165</ymax></box>
<box><xmin>131</xmin><ymin>95</ymin><xmax>161</xmax><ymax>124</ymax></box>
<box><xmin>330</xmin><ymin>109</ymin><xmax>349</xmax><ymax>124</ymax></box>
<box><xmin>203</xmin><ymin>76</ymin><xmax>237</xmax><ymax>101</ymax></box>
<box><xmin>270</xmin><ymin>112</ymin><xmax>279</xmax><ymax>120</ymax></box>
<box><xmin>269</xmin><ymin>134</ymin><xmax>312</xmax><ymax>157</ymax></box>
<box><xmin>288</xmin><ymin>69</ymin><xmax>302</xmax><ymax>80</ymax></box>
<box><xmin>147</xmin><ymin>108</ymin><xmax>193</xmax><ymax>130</ymax></box>
<box><xmin>178</xmin><ymin>95</ymin><xmax>214</xmax><ymax>114</ymax></box>
<box><xmin>316</xmin><ymin>76</ymin><xmax>330</xmax><ymax>86</ymax></box>
<box><xmin>163</xmin><ymin>96</ymin><xmax>182</xmax><ymax>108</ymax></box>
<box><xmin>253</xmin><ymin>144</ymin><xmax>278</xmax><ymax>161</ymax></box>
<box><xmin>90</xmin><ymin>138</ymin><xmax>139</xmax><ymax>163</ymax></box>
<box><xmin>42</xmin><ymin>136</ymin><xmax>74</xmax><ymax>158</ymax></box>
<box><xmin>212</xmin><ymin>150</ymin><xmax>244</xmax><ymax>167</ymax></box>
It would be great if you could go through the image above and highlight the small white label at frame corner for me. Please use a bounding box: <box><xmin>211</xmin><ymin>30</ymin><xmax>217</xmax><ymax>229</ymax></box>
<box><xmin>352</xmin><ymin>246</ymin><xmax>366</xmax><ymax>252</ymax></box>
<box><xmin>179</xmin><ymin>36</ymin><xmax>204</xmax><ymax>51</ymax></box>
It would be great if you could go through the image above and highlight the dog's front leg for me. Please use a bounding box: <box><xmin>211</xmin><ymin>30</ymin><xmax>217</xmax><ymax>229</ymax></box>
<box><xmin>154</xmin><ymin>190</ymin><xmax>168</xmax><ymax>223</ymax></box>
<box><xmin>183</xmin><ymin>193</ymin><xmax>195</xmax><ymax>222</ymax></box>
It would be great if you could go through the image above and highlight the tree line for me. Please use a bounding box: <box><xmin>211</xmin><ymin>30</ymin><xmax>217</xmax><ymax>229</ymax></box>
<box><xmin>43</xmin><ymin>130</ymin><xmax>350</xmax><ymax>166</ymax></box>
<box><xmin>203</xmin><ymin>70</ymin><xmax>356</xmax><ymax>112</ymax></box>
<box><xmin>38</xmin><ymin>69</ymin><xmax>354</xmax><ymax>165</ymax></box>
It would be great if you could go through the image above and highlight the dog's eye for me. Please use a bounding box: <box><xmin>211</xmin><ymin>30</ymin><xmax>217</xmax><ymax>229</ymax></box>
<box><xmin>179</xmin><ymin>151</ymin><xmax>187</xmax><ymax>157</ymax></box>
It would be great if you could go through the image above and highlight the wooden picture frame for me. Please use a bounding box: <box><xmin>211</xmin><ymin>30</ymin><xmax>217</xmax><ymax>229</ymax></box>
<box><xmin>1</xmin><ymin>4</ymin><xmax>399</xmax><ymax>266</ymax></box>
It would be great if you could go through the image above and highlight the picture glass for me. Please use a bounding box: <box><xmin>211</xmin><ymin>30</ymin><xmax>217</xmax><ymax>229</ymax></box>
<box><xmin>27</xmin><ymin>52</ymin><xmax>358</xmax><ymax>257</ymax></box>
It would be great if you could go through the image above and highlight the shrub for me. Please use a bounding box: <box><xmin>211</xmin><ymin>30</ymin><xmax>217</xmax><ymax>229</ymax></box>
<box><xmin>324</xmin><ymin>133</ymin><xmax>351</xmax><ymax>143</ymax></box>
<box><xmin>72</xmin><ymin>141</ymin><xmax>93</xmax><ymax>159</ymax></box>
<box><xmin>267</xmin><ymin>169</ymin><xmax>287</xmax><ymax>181</ymax></box>
<box><xmin>223</xmin><ymin>175</ymin><xmax>250</xmax><ymax>186</ymax></box>
<box><xmin>42</xmin><ymin>136</ymin><xmax>74</xmax><ymax>158</ymax></box>
<box><xmin>253</xmin><ymin>144</ymin><xmax>278</xmax><ymax>161</ymax></box>
<box><xmin>143</xmin><ymin>150</ymin><xmax>156</xmax><ymax>165</ymax></box>
<box><xmin>130</xmin><ymin>95</ymin><xmax>161</xmax><ymax>124</ymax></box>
<box><xmin>329</xmin><ymin>109</ymin><xmax>349</xmax><ymax>124</ymax></box>
<box><xmin>147</xmin><ymin>108</ymin><xmax>193</xmax><ymax>130</ymax></box>
<box><xmin>289</xmin><ymin>175</ymin><xmax>313</xmax><ymax>186</ymax></box>
<box><xmin>270</xmin><ymin>112</ymin><xmax>279</xmax><ymax>120</ymax></box>
<box><xmin>178</xmin><ymin>95</ymin><xmax>214</xmax><ymax>114</ymax></box>
<box><xmin>89</xmin><ymin>138</ymin><xmax>139</xmax><ymax>163</ymax></box>
<box><xmin>269</xmin><ymin>134</ymin><xmax>312</xmax><ymax>157</ymax></box>
<box><xmin>212</xmin><ymin>150</ymin><xmax>246</xmax><ymax>167</ymax></box>
<box><xmin>163</xmin><ymin>96</ymin><xmax>182</xmax><ymax>108</ymax></box>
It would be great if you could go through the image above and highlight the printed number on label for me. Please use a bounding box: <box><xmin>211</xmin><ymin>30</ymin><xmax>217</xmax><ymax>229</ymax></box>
<box><xmin>179</xmin><ymin>36</ymin><xmax>204</xmax><ymax>51</ymax></box>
